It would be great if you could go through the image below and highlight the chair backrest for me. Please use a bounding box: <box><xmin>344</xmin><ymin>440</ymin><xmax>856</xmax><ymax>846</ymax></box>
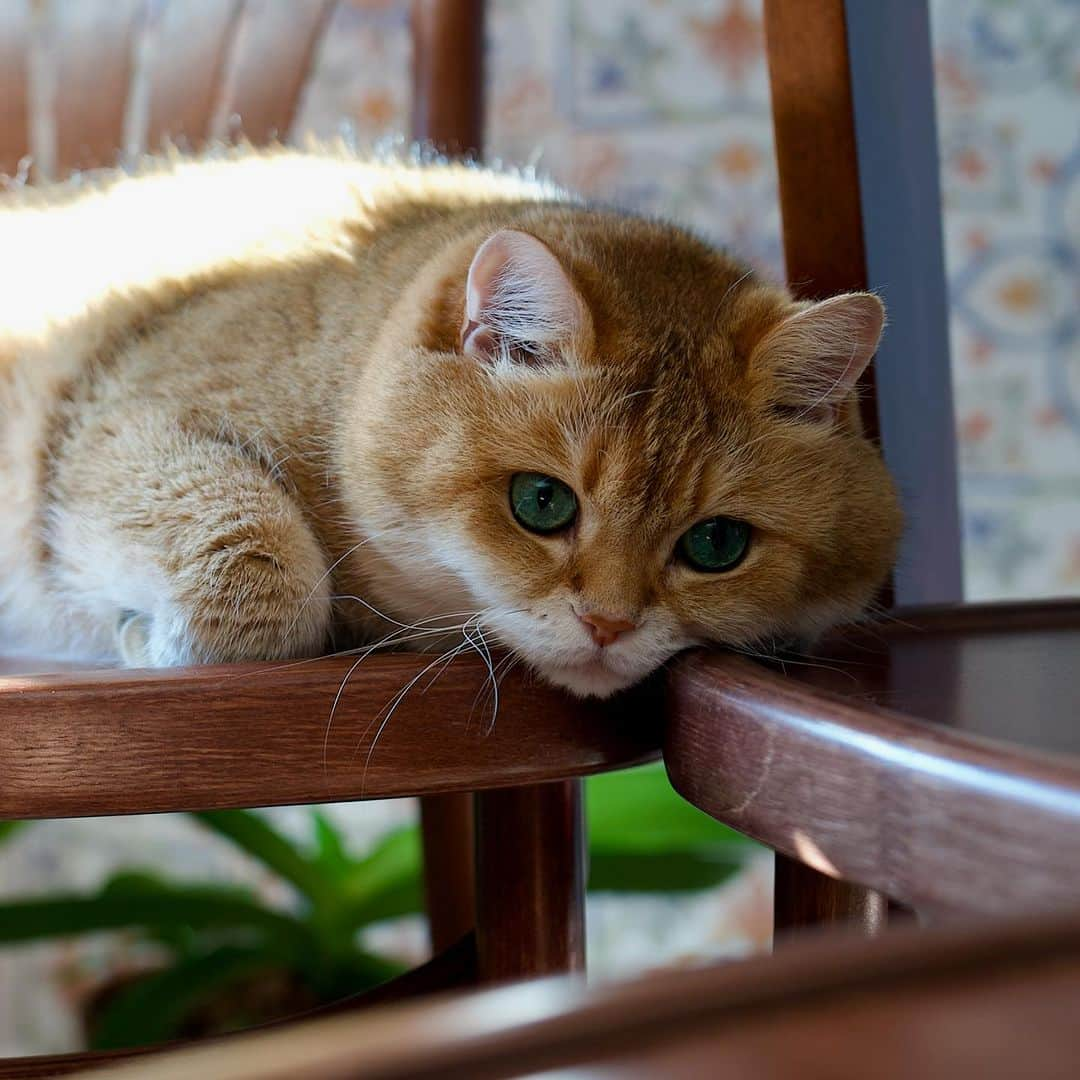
<box><xmin>764</xmin><ymin>0</ymin><xmax>963</xmax><ymax>608</ymax></box>
<box><xmin>0</xmin><ymin>0</ymin><xmax>485</xmax><ymax>183</ymax></box>
<box><xmin>1</xmin><ymin>0</ymin><xmax>331</xmax><ymax>180</ymax></box>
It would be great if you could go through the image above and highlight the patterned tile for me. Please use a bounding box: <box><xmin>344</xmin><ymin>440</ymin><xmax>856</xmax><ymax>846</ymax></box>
<box><xmin>932</xmin><ymin>0</ymin><xmax>1080</xmax><ymax>597</ymax></box>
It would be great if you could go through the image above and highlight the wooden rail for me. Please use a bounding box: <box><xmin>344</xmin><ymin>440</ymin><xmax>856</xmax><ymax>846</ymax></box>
<box><xmin>9</xmin><ymin>909</ymin><xmax>1080</xmax><ymax>1079</ymax></box>
<box><xmin>665</xmin><ymin>651</ymin><xmax>1080</xmax><ymax>918</ymax></box>
<box><xmin>0</xmin><ymin>656</ymin><xmax>660</xmax><ymax>819</ymax></box>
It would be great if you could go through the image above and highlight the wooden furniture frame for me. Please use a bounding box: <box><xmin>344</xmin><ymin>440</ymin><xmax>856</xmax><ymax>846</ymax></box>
<box><xmin>51</xmin><ymin>909</ymin><xmax>1080</xmax><ymax>1080</ymax></box>
<box><xmin>2</xmin><ymin>0</ymin><xmax>1079</xmax><ymax>1074</ymax></box>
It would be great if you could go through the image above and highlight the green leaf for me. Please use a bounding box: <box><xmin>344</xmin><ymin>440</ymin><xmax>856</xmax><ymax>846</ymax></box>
<box><xmin>587</xmin><ymin>763</ymin><xmax>757</xmax><ymax>855</ymax></box>
<box><xmin>0</xmin><ymin>820</ymin><xmax>29</xmax><ymax>846</ymax></box>
<box><xmin>89</xmin><ymin>944</ymin><xmax>275</xmax><ymax>1049</ymax></box>
<box><xmin>99</xmin><ymin>871</ymin><xmax>256</xmax><ymax>955</ymax></box>
<box><xmin>101</xmin><ymin>871</ymin><xmax>209</xmax><ymax>898</ymax></box>
<box><xmin>339</xmin><ymin>826</ymin><xmax>423</xmax><ymax>927</ymax></box>
<box><xmin>311</xmin><ymin>810</ymin><xmax>352</xmax><ymax>880</ymax></box>
<box><xmin>88</xmin><ymin>942</ymin><xmax>406</xmax><ymax>1048</ymax></box>
<box><xmin>192</xmin><ymin>810</ymin><xmax>334</xmax><ymax>909</ymax></box>
<box><xmin>588</xmin><ymin>850</ymin><xmax>745</xmax><ymax>893</ymax></box>
<box><xmin>0</xmin><ymin>884</ymin><xmax>314</xmax><ymax>959</ymax></box>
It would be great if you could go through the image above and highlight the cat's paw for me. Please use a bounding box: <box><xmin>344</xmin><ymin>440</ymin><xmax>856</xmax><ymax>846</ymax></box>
<box><xmin>115</xmin><ymin>610</ymin><xmax>153</xmax><ymax>668</ymax></box>
<box><xmin>114</xmin><ymin>608</ymin><xmax>194</xmax><ymax>668</ymax></box>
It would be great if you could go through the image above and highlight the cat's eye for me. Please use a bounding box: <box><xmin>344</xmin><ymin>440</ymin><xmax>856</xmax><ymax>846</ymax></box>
<box><xmin>678</xmin><ymin>517</ymin><xmax>751</xmax><ymax>573</ymax></box>
<box><xmin>509</xmin><ymin>472</ymin><xmax>578</xmax><ymax>534</ymax></box>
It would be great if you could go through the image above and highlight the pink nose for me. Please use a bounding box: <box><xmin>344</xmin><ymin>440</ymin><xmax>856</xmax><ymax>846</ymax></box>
<box><xmin>578</xmin><ymin>612</ymin><xmax>637</xmax><ymax>648</ymax></box>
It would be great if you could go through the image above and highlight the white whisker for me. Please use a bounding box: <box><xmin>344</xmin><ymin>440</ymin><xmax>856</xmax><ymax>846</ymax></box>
<box><xmin>357</xmin><ymin>638</ymin><xmax>473</xmax><ymax>793</ymax></box>
<box><xmin>320</xmin><ymin>609</ymin><xmax>482</xmax><ymax>772</ymax></box>
<box><xmin>280</xmin><ymin>533</ymin><xmax>382</xmax><ymax>646</ymax></box>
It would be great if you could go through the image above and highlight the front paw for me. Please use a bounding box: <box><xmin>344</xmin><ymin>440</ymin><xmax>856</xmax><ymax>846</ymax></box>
<box><xmin>114</xmin><ymin>609</ymin><xmax>194</xmax><ymax>668</ymax></box>
<box><xmin>115</xmin><ymin>610</ymin><xmax>153</xmax><ymax>667</ymax></box>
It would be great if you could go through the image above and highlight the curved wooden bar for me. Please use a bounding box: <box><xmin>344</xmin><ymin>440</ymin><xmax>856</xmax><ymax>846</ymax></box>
<box><xmin>0</xmin><ymin>934</ymin><xmax>479</xmax><ymax>1079</ymax></box>
<box><xmin>0</xmin><ymin>656</ymin><xmax>660</xmax><ymax>819</ymax></box>
<box><xmin>25</xmin><ymin>910</ymin><xmax>1080</xmax><ymax>1079</ymax></box>
<box><xmin>665</xmin><ymin>648</ymin><xmax>1080</xmax><ymax>918</ymax></box>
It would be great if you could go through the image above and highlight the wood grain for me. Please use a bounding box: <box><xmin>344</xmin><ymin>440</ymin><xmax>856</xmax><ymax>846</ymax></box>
<box><xmin>886</xmin><ymin>597</ymin><xmax>1080</xmax><ymax>635</ymax></box>
<box><xmin>420</xmin><ymin>792</ymin><xmax>477</xmax><ymax>951</ymax></box>
<box><xmin>774</xmin><ymin>856</ymin><xmax>886</xmax><ymax>937</ymax></box>
<box><xmin>0</xmin><ymin>656</ymin><xmax>660</xmax><ymax>819</ymax></box>
<box><xmin>754</xmin><ymin>0</ymin><xmax>886</xmax><ymax>909</ymax></box>
<box><xmin>210</xmin><ymin>0</ymin><xmax>335</xmax><ymax>144</ymax></box>
<box><xmin>665</xmin><ymin>649</ymin><xmax>1080</xmax><ymax>918</ymax></box>
<box><xmin>757</xmin><ymin>601</ymin><xmax>1080</xmax><ymax>925</ymax></box>
<box><xmin>475</xmin><ymin>780</ymin><xmax>586</xmax><ymax>983</ymax></box>
<box><xmin>49</xmin><ymin>0</ymin><xmax>143</xmax><ymax>175</ymax></box>
<box><xmin>143</xmin><ymin>0</ymin><xmax>243</xmax><ymax>153</ymax></box>
<box><xmin>0</xmin><ymin>1</ymin><xmax>31</xmax><ymax>178</ymax></box>
<box><xmin>20</xmin><ymin>910</ymin><xmax>1080</xmax><ymax>1079</ymax></box>
<box><xmin>762</xmin><ymin>0</ymin><xmax>877</xmax><ymax>439</ymax></box>
<box><xmin>410</xmin><ymin>0</ymin><xmax>485</xmax><ymax>155</ymax></box>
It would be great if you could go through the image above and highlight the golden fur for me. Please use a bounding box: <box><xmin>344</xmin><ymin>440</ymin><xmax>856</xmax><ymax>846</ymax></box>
<box><xmin>0</xmin><ymin>146</ymin><xmax>900</xmax><ymax>696</ymax></box>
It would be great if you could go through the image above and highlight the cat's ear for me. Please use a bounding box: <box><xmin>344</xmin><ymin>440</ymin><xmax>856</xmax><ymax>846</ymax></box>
<box><xmin>460</xmin><ymin>230</ymin><xmax>591</xmax><ymax>365</ymax></box>
<box><xmin>754</xmin><ymin>293</ymin><xmax>885</xmax><ymax>423</ymax></box>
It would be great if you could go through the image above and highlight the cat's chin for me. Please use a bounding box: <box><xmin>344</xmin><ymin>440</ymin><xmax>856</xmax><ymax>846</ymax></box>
<box><xmin>537</xmin><ymin>659</ymin><xmax>638</xmax><ymax>699</ymax></box>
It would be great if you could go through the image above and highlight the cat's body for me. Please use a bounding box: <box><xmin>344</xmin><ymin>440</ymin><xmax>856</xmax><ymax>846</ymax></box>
<box><xmin>0</xmin><ymin>147</ymin><xmax>900</xmax><ymax>696</ymax></box>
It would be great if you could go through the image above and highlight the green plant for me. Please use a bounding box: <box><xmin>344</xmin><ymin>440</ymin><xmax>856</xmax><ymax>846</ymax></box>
<box><xmin>587</xmin><ymin>764</ymin><xmax>755</xmax><ymax>891</ymax></box>
<box><xmin>0</xmin><ymin>763</ymin><xmax>755</xmax><ymax>1048</ymax></box>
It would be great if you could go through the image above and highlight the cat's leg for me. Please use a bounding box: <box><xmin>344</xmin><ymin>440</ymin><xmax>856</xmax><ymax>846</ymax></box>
<box><xmin>48</xmin><ymin>417</ymin><xmax>333</xmax><ymax>667</ymax></box>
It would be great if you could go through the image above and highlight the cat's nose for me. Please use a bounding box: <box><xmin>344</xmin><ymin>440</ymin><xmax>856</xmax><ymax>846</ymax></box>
<box><xmin>578</xmin><ymin>612</ymin><xmax>638</xmax><ymax>648</ymax></box>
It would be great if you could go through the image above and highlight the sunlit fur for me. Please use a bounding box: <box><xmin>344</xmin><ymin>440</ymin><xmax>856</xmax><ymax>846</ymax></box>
<box><xmin>0</xmin><ymin>146</ymin><xmax>901</xmax><ymax>697</ymax></box>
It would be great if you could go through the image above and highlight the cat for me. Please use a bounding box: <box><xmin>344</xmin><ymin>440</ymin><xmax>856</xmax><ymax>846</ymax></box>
<box><xmin>0</xmin><ymin>146</ymin><xmax>901</xmax><ymax>698</ymax></box>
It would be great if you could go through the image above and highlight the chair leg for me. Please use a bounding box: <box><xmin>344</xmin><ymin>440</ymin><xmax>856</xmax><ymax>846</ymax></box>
<box><xmin>774</xmin><ymin>854</ymin><xmax>886</xmax><ymax>939</ymax></box>
<box><xmin>420</xmin><ymin>792</ymin><xmax>476</xmax><ymax>952</ymax></box>
<box><xmin>474</xmin><ymin>779</ymin><xmax>586</xmax><ymax>983</ymax></box>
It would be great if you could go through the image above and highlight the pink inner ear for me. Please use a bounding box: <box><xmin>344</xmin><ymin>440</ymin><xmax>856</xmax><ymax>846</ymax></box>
<box><xmin>461</xmin><ymin>318</ymin><xmax>494</xmax><ymax>355</ymax></box>
<box><xmin>756</xmin><ymin>293</ymin><xmax>886</xmax><ymax>416</ymax></box>
<box><xmin>460</xmin><ymin>229</ymin><xmax>591</xmax><ymax>363</ymax></box>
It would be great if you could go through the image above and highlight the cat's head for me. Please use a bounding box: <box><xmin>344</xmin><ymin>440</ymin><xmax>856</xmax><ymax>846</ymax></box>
<box><xmin>346</xmin><ymin>211</ymin><xmax>901</xmax><ymax>697</ymax></box>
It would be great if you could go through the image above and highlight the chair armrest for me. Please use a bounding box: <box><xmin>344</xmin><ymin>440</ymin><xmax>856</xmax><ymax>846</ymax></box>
<box><xmin>664</xmin><ymin>650</ymin><xmax>1080</xmax><ymax>917</ymax></box>
<box><xmin>0</xmin><ymin>656</ymin><xmax>660</xmax><ymax>818</ymax></box>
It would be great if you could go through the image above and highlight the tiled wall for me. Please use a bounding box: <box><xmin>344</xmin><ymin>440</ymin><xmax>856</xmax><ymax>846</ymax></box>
<box><xmin>932</xmin><ymin>1</ymin><xmax>1080</xmax><ymax>599</ymax></box>
<box><xmin>297</xmin><ymin>0</ymin><xmax>1080</xmax><ymax>601</ymax></box>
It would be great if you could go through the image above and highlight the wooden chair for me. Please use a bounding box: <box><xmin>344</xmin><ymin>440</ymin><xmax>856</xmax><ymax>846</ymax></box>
<box><xmin>2</xmin><ymin>0</ymin><xmax>1079</xmax><ymax>1075</ymax></box>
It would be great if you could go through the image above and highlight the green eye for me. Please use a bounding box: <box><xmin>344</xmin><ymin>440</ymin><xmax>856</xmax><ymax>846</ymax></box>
<box><xmin>510</xmin><ymin>473</ymin><xmax>578</xmax><ymax>534</ymax></box>
<box><xmin>678</xmin><ymin>517</ymin><xmax>751</xmax><ymax>573</ymax></box>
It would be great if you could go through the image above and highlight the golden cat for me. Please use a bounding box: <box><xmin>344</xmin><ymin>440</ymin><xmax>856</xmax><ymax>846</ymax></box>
<box><xmin>0</xmin><ymin>146</ymin><xmax>900</xmax><ymax>697</ymax></box>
